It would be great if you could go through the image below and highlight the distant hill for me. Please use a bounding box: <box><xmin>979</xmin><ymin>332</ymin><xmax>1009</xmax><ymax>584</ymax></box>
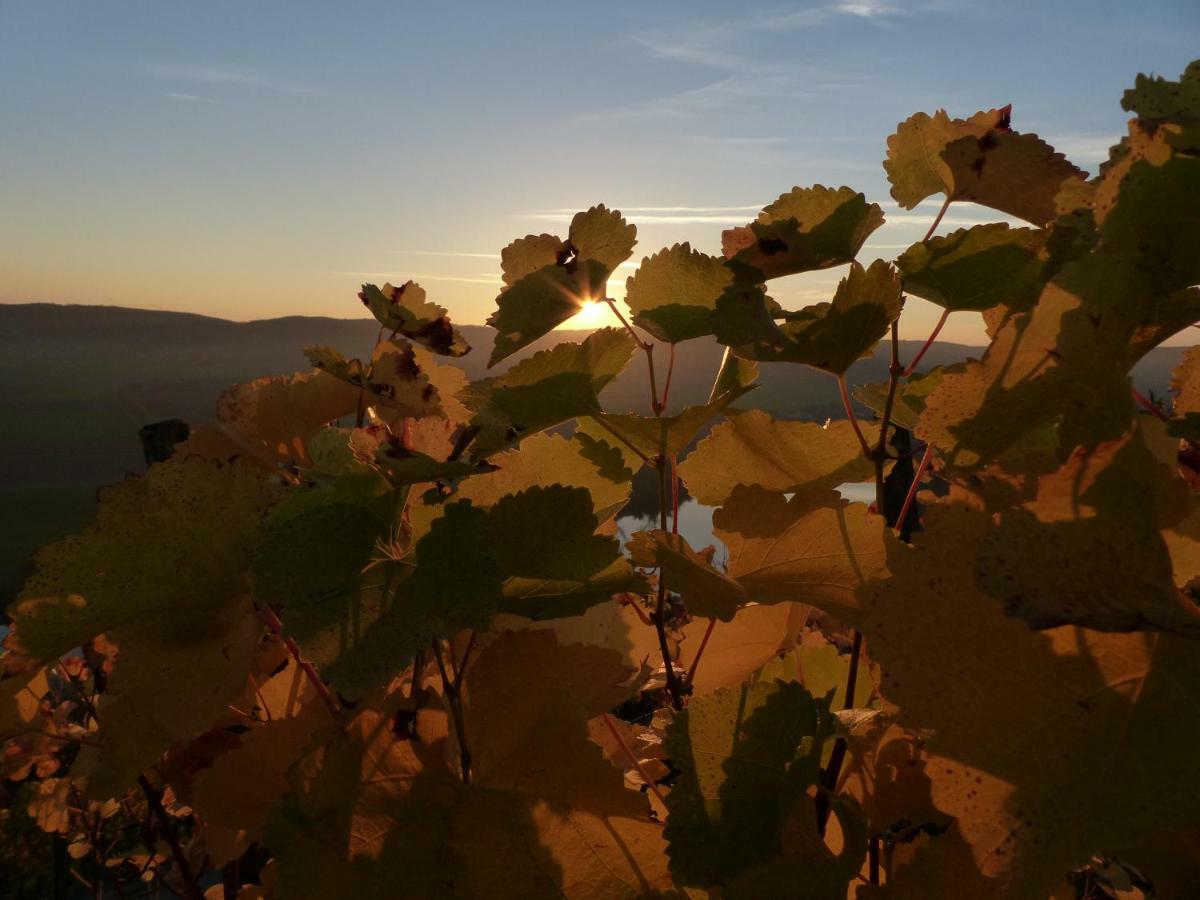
<box><xmin>0</xmin><ymin>302</ymin><xmax>1187</xmax><ymax>602</ymax></box>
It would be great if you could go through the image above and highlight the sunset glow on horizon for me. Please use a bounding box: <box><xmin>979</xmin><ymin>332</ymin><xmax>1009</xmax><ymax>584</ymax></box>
<box><xmin>1</xmin><ymin>2</ymin><xmax>1197</xmax><ymax>346</ymax></box>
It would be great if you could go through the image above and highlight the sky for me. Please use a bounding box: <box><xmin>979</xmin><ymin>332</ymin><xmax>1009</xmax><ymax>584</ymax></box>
<box><xmin>1</xmin><ymin>1</ymin><xmax>1197</xmax><ymax>345</ymax></box>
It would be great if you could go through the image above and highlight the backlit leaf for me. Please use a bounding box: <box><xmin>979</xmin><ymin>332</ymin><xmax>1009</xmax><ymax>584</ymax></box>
<box><xmin>358</xmin><ymin>281</ymin><xmax>471</xmax><ymax>357</ymax></box>
<box><xmin>679</xmin><ymin>408</ymin><xmax>874</xmax><ymax>506</ymax></box>
<box><xmin>896</xmin><ymin>223</ymin><xmax>1046</xmax><ymax>312</ymax></box>
<box><xmin>625</xmin><ymin>243</ymin><xmax>733</xmax><ymax>343</ymax></box>
<box><xmin>627</xmin><ymin>530</ymin><xmax>745</xmax><ymax>621</ymax></box>
<box><xmin>721</xmin><ymin>185</ymin><xmax>884</xmax><ymax>281</ymax></box>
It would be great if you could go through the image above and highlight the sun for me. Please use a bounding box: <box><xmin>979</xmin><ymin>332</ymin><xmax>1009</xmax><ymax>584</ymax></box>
<box><xmin>566</xmin><ymin>298</ymin><xmax>613</xmax><ymax>329</ymax></box>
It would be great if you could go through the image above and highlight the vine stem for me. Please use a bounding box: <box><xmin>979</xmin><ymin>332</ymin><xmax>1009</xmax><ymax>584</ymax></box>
<box><xmin>256</xmin><ymin>603</ymin><xmax>341</xmax><ymax>717</ymax></box>
<box><xmin>604</xmin><ymin>297</ymin><xmax>661</xmax><ymax>414</ymax></box>
<box><xmin>837</xmin><ymin>375</ymin><xmax>872</xmax><ymax>458</ymax></box>
<box><xmin>895</xmin><ymin>442</ymin><xmax>936</xmax><ymax>536</ymax></box>
<box><xmin>137</xmin><ymin>775</ymin><xmax>204</xmax><ymax>900</ymax></box>
<box><xmin>922</xmin><ymin>195</ymin><xmax>952</xmax><ymax>243</ymax></box>
<box><xmin>432</xmin><ymin>637</ymin><xmax>473</xmax><ymax>784</ymax></box>
<box><xmin>655</xmin><ymin>457</ymin><xmax>684</xmax><ymax>710</ymax></box>
<box><xmin>903</xmin><ymin>309</ymin><xmax>949</xmax><ymax>377</ymax></box>
<box><xmin>1132</xmin><ymin>387</ymin><xmax>1169</xmax><ymax>421</ymax></box>
<box><xmin>681</xmin><ymin>618</ymin><xmax>717</xmax><ymax>691</ymax></box>
<box><xmin>602</xmin><ymin>714</ymin><xmax>668</xmax><ymax>810</ymax></box>
<box><xmin>661</xmin><ymin>343</ymin><xmax>677</xmax><ymax>412</ymax></box>
<box><xmin>874</xmin><ymin>320</ymin><xmax>903</xmax><ymax>510</ymax></box>
<box><xmin>55</xmin><ymin>663</ymin><xmax>204</xmax><ymax>900</ymax></box>
<box><xmin>815</xmin><ymin>630</ymin><xmax>863</xmax><ymax>837</ymax></box>
<box><xmin>585</xmin><ymin>414</ymin><xmax>654</xmax><ymax>468</ymax></box>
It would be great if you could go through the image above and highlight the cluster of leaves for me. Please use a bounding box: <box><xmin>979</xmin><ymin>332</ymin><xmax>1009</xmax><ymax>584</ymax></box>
<box><xmin>2</xmin><ymin>60</ymin><xmax>1199</xmax><ymax>898</ymax></box>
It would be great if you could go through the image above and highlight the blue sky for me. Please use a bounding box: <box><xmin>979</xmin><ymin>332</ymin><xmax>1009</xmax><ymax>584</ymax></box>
<box><xmin>1</xmin><ymin>1</ymin><xmax>1196</xmax><ymax>343</ymax></box>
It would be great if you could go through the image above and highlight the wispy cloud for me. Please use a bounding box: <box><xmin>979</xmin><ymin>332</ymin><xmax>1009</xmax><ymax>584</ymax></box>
<box><xmin>148</xmin><ymin>63</ymin><xmax>313</xmax><ymax>96</ymax></box>
<box><xmin>326</xmin><ymin>270</ymin><xmax>502</xmax><ymax>285</ymax></box>
<box><xmin>390</xmin><ymin>250</ymin><xmax>498</xmax><ymax>260</ymax></box>
<box><xmin>596</xmin><ymin>2</ymin><xmax>952</xmax><ymax>120</ymax></box>
<box><xmin>163</xmin><ymin>91</ymin><xmax>215</xmax><ymax>104</ymax></box>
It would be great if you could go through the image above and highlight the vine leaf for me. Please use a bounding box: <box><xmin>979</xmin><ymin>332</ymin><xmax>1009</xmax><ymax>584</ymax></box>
<box><xmin>896</xmin><ymin>223</ymin><xmax>1046</xmax><ymax>312</ymax></box>
<box><xmin>915</xmin><ymin>254</ymin><xmax>1153</xmax><ymax>477</ymax></box>
<box><xmin>627</xmin><ymin>530</ymin><xmax>745</xmax><ymax>621</ymax></box>
<box><xmin>852</xmin><ymin>504</ymin><xmax>1200</xmax><ymax>897</ymax></box>
<box><xmin>358</xmin><ymin>282</ymin><xmax>471</xmax><ymax>357</ymax></box>
<box><xmin>580</xmin><ymin>383</ymin><xmax>753</xmax><ymax>463</ymax></box>
<box><xmin>1120</xmin><ymin>59</ymin><xmax>1200</xmax><ymax>122</ymax></box>
<box><xmin>266</xmin><ymin>631</ymin><xmax>671</xmax><ymax>898</ymax></box>
<box><xmin>446</xmin><ymin>432</ymin><xmax>632</xmax><ymax>525</ymax></box>
<box><xmin>203</xmin><ymin>370</ymin><xmax>361</xmax><ymax>469</ymax></box>
<box><xmin>721</xmin><ymin>185</ymin><xmax>884</xmax><ymax>281</ymax></box>
<box><xmin>757</xmin><ymin>633</ymin><xmax>875</xmax><ymax>709</ymax></box>
<box><xmin>940</xmin><ymin>130</ymin><xmax>1088</xmax><ymax>227</ymax></box>
<box><xmin>192</xmin><ymin>661</ymin><xmax>330</xmax><ymax>866</ymax></box>
<box><xmin>853</xmin><ymin>369</ymin><xmax>943</xmax><ymax>432</ymax></box>
<box><xmin>624</xmin><ymin>243</ymin><xmax>733</xmax><ymax>343</ymax></box>
<box><xmin>12</xmin><ymin>459</ymin><xmax>280</xmax><ymax>662</ymax></box>
<box><xmin>677</xmin><ymin>603</ymin><xmax>809</xmax><ymax>699</ymax></box>
<box><xmin>883</xmin><ymin>106</ymin><xmax>1011</xmax><ymax>209</ymax></box>
<box><xmin>679</xmin><ymin>409</ymin><xmax>874</xmax><ymax>507</ymax></box>
<box><xmin>488</xmin><ymin>206</ymin><xmax>636</xmax><ymax>366</ymax></box>
<box><xmin>488</xmin><ymin>486</ymin><xmax>620</xmax><ymax>582</ymax></box>
<box><xmin>975</xmin><ymin>424</ymin><xmax>1200</xmax><ymax>635</ymax></box>
<box><xmin>465</xmin><ymin>328</ymin><xmax>636</xmax><ymax>459</ymax></box>
<box><xmin>714</xmin><ymin>486</ymin><xmax>894</xmax><ymax>620</ymax></box>
<box><xmin>76</xmin><ymin>596</ymin><xmax>262</xmax><ymax>799</ymax></box>
<box><xmin>663</xmin><ymin>680</ymin><xmax>864</xmax><ymax>895</ymax></box>
<box><xmin>714</xmin><ymin>260</ymin><xmax>903</xmax><ymax>375</ymax></box>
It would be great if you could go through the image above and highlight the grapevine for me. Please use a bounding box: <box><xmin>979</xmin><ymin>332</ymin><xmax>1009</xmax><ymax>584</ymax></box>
<box><xmin>2</xmin><ymin>60</ymin><xmax>1199</xmax><ymax>898</ymax></box>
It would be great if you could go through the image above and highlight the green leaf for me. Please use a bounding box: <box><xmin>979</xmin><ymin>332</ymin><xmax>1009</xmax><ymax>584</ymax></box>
<box><xmin>321</xmin><ymin>501</ymin><xmax>503</xmax><ymax>695</ymax></box>
<box><xmin>358</xmin><ymin>282</ymin><xmax>471</xmax><ymax>357</ymax></box>
<box><xmin>679</xmin><ymin>408</ymin><xmax>874</xmax><ymax>507</ymax></box>
<box><xmin>486</xmin><ymin>259</ymin><xmax>612</xmax><ymax>367</ymax></box>
<box><xmin>1121</xmin><ymin>60</ymin><xmax>1200</xmax><ymax>122</ymax></box>
<box><xmin>721</xmin><ymin>185</ymin><xmax>884</xmax><ymax>281</ymax></box>
<box><xmin>12</xmin><ymin>460</ymin><xmax>280</xmax><ymax>661</ymax></box>
<box><xmin>580</xmin><ymin>383</ymin><xmax>753</xmax><ymax>463</ymax></box>
<box><xmin>715</xmin><ymin>259</ymin><xmax>903</xmax><ymax>375</ymax></box>
<box><xmin>896</xmin><ymin>223</ymin><xmax>1046</xmax><ymax>312</ymax></box>
<box><xmin>464</xmin><ymin>328</ymin><xmax>636</xmax><ymax>459</ymax></box>
<box><xmin>303</xmin><ymin>345</ymin><xmax>366</xmax><ymax>384</ymax></box>
<box><xmin>267</xmin><ymin>631</ymin><xmax>670</xmax><ymax>898</ymax></box>
<box><xmin>368</xmin><ymin>339</ymin><xmax>469</xmax><ymax>423</ymax></box>
<box><xmin>709</xmin><ymin>348</ymin><xmax>759</xmax><ymax>401</ymax></box>
<box><xmin>940</xmin><ymin>130</ymin><xmax>1088</xmax><ymax>227</ymax></box>
<box><xmin>884</xmin><ymin>106</ymin><xmax>1011</xmax><ymax>209</ymax></box>
<box><xmin>78</xmin><ymin>598</ymin><xmax>262</xmax><ymax>798</ymax></box>
<box><xmin>975</xmin><ymin>424</ymin><xmax>1200</xmax><ymax>635</ymax></box>
<box><xmin>450</xmin><ymin>432</ymin><xmax>632</xmax><ymax>524</ymax></box>
<box><xmin>501</xmin><ymin>233</ymin><xmax>564</xmax><ymax>286</ymax></box>
<box><xmin>487</xmin><ymin>206</ymin><xmax>636</xmax><ymax>366</ymax></box>
<box><xmin>567</xmin><ymin>203</ymin><xmax>638</xmax><ymax>273</ymax></box>
<box><xmin>488</xmin><ymin>486</ymin><xmax>620</xmax><ymax>582</ymax></box>
<box><xmin>663</xmin><ymin>680</ymin><xmax>847</xmax><ymax>887</ymax></box>
<box><xmin>627</xmin><ymin>530</ymin><xmax>745</xmax><ymax>621</ymax></box>
<box><xmin>1099</xmin><ymin>154</ymin><xmax>1200</xmax><ymax>294</ymax></box>
<box><xmin>624</xmin><ymin>243</ymin><xmax>733</xmax><ymax>342</ymax></box>
<box><xmin>853</xmin><ymin>369</ymin><xmax>944</xmax><ymax>432</ymax></box>
<box><xmin>498</xmin><ymin>556</ymin><xmax>649</xmax><ymax>621</ymax></box>
<box><xmin>714</xmin><ymin>486</ymin><xmax>894</xmax><ymax>620</ymax></box>
<box><xmin>373</xmin><ymin>442</ymin><xmax>494</xmax><ymax>487</ymax></box>
<box><xmin>757</xmin><ymin>637</ymin><xmax>875</xmax><ymax>709</ymax></box>
<box><xmin>853</xmin><ymin>503</ymin><xmax>1200</xmax><ymax>897</ymax></box>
